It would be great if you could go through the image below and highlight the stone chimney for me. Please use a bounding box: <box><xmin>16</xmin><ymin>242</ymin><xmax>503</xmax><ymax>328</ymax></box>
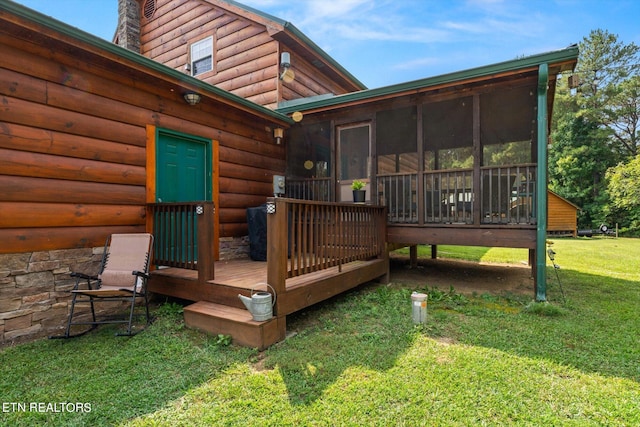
<box><xmin>116</xmin><ymin>0</ymin><xmax>141</xmax><ymax>53</ymax></box>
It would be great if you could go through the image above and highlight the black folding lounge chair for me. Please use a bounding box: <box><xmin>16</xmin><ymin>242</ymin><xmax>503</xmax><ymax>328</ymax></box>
<box><xmin>51</xmin><ymin>233</ymin><xmax>154</xmax><ymax>338</ymax></box>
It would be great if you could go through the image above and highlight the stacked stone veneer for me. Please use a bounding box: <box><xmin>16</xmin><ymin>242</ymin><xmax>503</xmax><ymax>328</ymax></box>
<box><xmin>219</xmin><ymin>236</ymin><xmax>250</xmax><ymax>260</ymax></box>
<box><xmin>1</xmin><ymin>236</ymin><xmax>253</xmax><ymax>344</ymax></box>
<box><xmin>0</xmin><ymin>247</ymin><xmax>103</xmax><ymax>346</ymax></box>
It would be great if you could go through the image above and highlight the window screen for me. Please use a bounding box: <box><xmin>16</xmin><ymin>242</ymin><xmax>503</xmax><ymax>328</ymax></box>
<box><xmin>480</xmin><ymin>83</ymin><xmax>536</xmax><ymax>166</ymax></box>
<box><xmin>376</xmin><ymin>106</ymin><xmax>418</xmax><ymax>173</ymax></box>
<box><xmin>424</xmin><ymin>97</ymin><xmax>473</xmax><ymax>169</ymax></box>
<box><xmin>191</xmin><ymin>37</ymin><xmax>213</xmax><ymax>76</ymax></box>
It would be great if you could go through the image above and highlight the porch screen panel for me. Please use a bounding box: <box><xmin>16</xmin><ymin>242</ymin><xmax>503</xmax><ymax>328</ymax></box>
<box><xmin>480</xmin><ymin>82</ymin><xmax>538</xmax><ymax>224</ymax></box>
<box><xmin>376</xmin><ymin>107</ymin><xmax>418</xmax><ymax>221</ymax></box>
<box><xmin>423</xmin><ymin>97</ymin><xmax>473</xmax><ymax>223</ymax></box>
<box><xmin>286</xmin><ymin>121</ymin><xmax>332</xmax><ymax>201</ymax></box>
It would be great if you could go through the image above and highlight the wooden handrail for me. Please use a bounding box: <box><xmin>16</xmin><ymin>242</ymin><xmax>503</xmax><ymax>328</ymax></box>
<box><xmin>267</xmin><ymin>197</ymin><xmax>387</xmax><ymax>296</ymax></box>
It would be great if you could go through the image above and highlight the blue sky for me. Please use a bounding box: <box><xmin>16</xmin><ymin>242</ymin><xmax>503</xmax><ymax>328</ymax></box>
<box><xmin>12</xmin><ymin>0</ymin><xmax>640</xmax><ymax>89</ymax></box>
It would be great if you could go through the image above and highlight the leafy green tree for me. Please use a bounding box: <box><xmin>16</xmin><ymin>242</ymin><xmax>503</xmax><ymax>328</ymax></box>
<box><xmin>606</xmin><ymin>154</ymin><xmax>640</xmax><ymax>234</ymax></box>
<box><xmin>549</xmin><ymin>115</ymin><xmax>615</xmax><ymax>228</ymax></box>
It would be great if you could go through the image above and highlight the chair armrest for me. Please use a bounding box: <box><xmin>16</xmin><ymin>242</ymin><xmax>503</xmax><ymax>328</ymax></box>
<box><xmin>132</xmin><ymin>270</ymin><xmax>151</xmax><ymax>280</ymax></box>
<box><xmin>69</xmin><ymin>271</ymin><xmax>100</xmax><ymax>291</ymax></box>
<box><xmin>70</xmin><ymin>272</ymin><xmax>98</xmax><ymax>280</ymax></box>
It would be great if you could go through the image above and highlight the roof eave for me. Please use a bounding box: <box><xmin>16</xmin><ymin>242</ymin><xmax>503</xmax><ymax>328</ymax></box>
<box><xmin>217</xmin><ymin>0</ymin><xmax>366</xmax><ymax>91</ymax></box>
<box><xmin>277</xmin><ymin>45</ymin><xmax>579</xmax><ymax>115</ymax></box>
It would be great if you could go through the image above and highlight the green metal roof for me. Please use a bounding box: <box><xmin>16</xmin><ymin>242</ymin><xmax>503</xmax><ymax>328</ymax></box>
<box><xmin>220</xmin><ymin>0</ymin><xmax>367</xmax><ymax>90</ymax></box>
<box><xmin>277</xmin><ymin>45</ymin><xmax>579</xmax><ymax>115</ymax></box>
<box><xmin>0</xmin><ymin>0</ymin><xmax>293</xmax><ymax>125</ymax></box>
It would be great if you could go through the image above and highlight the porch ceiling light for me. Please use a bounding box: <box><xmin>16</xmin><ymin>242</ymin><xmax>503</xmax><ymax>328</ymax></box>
<box><xmin>183</xmin><ymin>91</ymin><xmax>201</xmax><ymax>105</ymax></box>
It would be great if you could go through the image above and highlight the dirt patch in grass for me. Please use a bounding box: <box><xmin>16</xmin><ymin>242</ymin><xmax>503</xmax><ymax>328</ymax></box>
<box><xmin>389</xmin><ymin>254</ymin><xmax>534</xmax><ymax>296</ymax></box>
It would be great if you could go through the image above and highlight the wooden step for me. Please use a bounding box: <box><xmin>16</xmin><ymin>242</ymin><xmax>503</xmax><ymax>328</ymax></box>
<box><xmin>183</xmin><ymin>301</ymin><xmax>285</xmax><ymax>350</ymax></box>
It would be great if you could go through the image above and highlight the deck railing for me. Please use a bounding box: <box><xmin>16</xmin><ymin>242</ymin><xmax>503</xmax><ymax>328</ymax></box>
<box><xmin>287</xmin><ymin>177</ymin><xmax>333</xmax><ymax>202</ymax></box>
<box><xmin>423</xmin><ymin>169</ymin><xmax>474</xmax><ymax>224</ymax></box>
<box><xmin>147</xmin><ymin>202</ymin><xmax>215</xmax><ymax>283</ymax></box>
<box><xmin>378</xmin><ymin>173</ymin><xmax>418</xmax><ymax>223</ymax></box>
<box><xmin>267</xmin><ymin>197</ymin><xmax>387</xmax><ymax>296</ymax></box>
<box><xmin>481</xmin><ymin>164</ymin><xmax>536</xmax><ymax>224</ymax></box>
<box><xmin>289</xmin><ymin>164</ymin><xmax>536</xmax><ymax>226</ymax></box>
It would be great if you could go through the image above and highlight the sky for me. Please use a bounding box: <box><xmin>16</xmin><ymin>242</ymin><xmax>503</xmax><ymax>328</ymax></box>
<box><xmin>11</xmin><ymin>0</ymin><xmax>640</xmax><ymax>89</ymax></box>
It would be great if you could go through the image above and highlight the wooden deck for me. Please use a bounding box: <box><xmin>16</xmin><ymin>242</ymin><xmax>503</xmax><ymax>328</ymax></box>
<box><xmin>151</xmin><ymin>256</ymin><xmax>388</xmax><ymax>313</ymax></box>
<box><xmin>148</xmin><ymin>198</ymin><xmax>389</xmax><ymax>349</ymax></box>
<box><xmin>150</xmin><ymin>256</ymin><xmax>387</xmax><ymax>349</ymax></box>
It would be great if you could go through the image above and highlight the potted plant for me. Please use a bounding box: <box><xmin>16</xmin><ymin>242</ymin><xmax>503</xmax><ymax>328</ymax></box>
<box><xmin>351</xmin><ymin>180</ymin><xmax>366</xmax><ymax>203</ymax></box>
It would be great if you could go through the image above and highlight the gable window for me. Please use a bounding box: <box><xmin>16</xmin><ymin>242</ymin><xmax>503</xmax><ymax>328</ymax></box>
<box><xmin>190</xmin><ymin>36</ymin><xmax>213</xmax><ymax>76</ymax></box>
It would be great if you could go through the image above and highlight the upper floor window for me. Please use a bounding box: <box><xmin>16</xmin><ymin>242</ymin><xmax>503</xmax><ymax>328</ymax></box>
<box><xmin>191</xmin><ymin>37</ymin><xmax>213</xmax><ymax>76</ymax></box>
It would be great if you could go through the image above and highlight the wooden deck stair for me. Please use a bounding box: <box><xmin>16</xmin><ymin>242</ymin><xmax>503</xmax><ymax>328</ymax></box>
<box><xmin>183</xmin><ymin>301</ymin><xmax>284</xmax><ymax>350</ymax></box>
<box><xmin>151</xmin><ymin>257</ymin><xmax>388</xmax><ymax>350</ymax></box>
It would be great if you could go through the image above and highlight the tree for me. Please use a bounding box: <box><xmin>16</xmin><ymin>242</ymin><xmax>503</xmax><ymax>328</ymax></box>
<box><xmin>605</xmin><ymin>76</ymin><xmax>640</xmax><ymax>157</ymax></box>
<box><xmin>606</xmin><ymin>155</ymin><xmax>640</xmax><ymax>234</ymax></box>
<box><xmin>573</xmin><ymin>29</ymin><xmax>640</xmax><ymax>159</ymax></box>
<box><xmin>549</xmin><ymin>115</ymin><xmax>615</xmax><ymax>228</ymax></box>
<box><xmin>550</xmin><ymin>29</ymin><xmax>639</xmax><ymax>230</ymax></box>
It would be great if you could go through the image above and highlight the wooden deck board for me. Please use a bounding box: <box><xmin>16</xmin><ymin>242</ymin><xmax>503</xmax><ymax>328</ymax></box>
<box><xmin>209</xmin><ymin>259</ymin><xmax>268</xmax><ymax>289</ymax></box>
<box><xmin>152</xmin><ymin>257</ymin><xmax>385</xmax><ymax>294</ymax></box>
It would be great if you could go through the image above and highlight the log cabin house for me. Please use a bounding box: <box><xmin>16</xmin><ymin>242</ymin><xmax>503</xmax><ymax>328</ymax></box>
<box><xmin>0</xmin><ymin>0</ymin><xmax>578</xmax><ymax>348</ymax></box>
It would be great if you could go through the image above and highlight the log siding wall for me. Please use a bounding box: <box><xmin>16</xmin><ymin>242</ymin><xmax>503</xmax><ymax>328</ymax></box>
<box><xmin>140</xmin><ymin>0</ymin><xmax>354</xmax><ymax>109</ymax></box>
<box><xmin>547</xmin><ymin>192</ymin><xmax>578</xmax><ymax>236</ymax></box>
<box><xmin>0</xmin><ymin>16</ymin><xmax>286</xmax><ymax>255</ymax></box>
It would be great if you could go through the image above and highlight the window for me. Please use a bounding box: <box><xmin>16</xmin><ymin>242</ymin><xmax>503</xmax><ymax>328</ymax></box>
<box><xmin>191</xmin><ymin>37</ymin><xmax>213</xmax><ymax>76</ymax></box>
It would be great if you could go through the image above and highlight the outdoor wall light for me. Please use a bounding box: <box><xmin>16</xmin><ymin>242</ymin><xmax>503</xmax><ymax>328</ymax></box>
<box><xmin>279</xmin><ymin>52</ymin><xmax>291</xmax><ymax>80</ymax></box>
<box><xmin>183</xmin><ymin>91</ymin><xmax>201</xmax><ymax>105</ymax></box>
<box><xmin>274</xmin><ymin>127</ymin><xmax>284</xmax><ymax>144</ymax></box>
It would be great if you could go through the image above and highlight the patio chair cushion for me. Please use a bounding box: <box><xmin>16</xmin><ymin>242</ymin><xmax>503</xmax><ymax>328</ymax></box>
<box><xmin>99</xmin><ymin>270</ymin><xmax>140</xmax><ymax>291</ymax></box>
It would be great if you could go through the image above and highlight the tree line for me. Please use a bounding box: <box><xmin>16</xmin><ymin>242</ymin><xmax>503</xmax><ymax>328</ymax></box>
<box><xmin>550</xmin><ymin>29</ymin><xmax>640</xmax><ymax>236</ymax></box>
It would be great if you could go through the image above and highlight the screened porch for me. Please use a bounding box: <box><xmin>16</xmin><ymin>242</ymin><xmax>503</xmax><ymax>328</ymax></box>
<box><xmin>285</xmin><ymin>76</ymin><xmax>540</xmax><ymax>230</ymax></box>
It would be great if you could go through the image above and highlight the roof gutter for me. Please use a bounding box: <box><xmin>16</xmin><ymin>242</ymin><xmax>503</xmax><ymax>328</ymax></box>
<box><xmin>536</xmin><ymin>63</ymin><xmax>549</xmax><ymax>302</ymax></box>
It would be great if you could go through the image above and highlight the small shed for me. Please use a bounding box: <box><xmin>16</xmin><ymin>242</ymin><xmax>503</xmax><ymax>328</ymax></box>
<box><xmin>547</xmin><ymin>190</ymin><xmax>580</xmax><ymax>237</ymax></box>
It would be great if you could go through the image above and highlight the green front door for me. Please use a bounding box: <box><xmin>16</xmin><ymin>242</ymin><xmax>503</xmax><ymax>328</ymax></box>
<box><xmin>156</xmin><ymin>130</ymin><xmax>212</xmax><ymax>203</ymax></box>
<box><xmin>155</xmin><ymin>129</ymin><xmax>212</xmax><ymax>263</ymax></box>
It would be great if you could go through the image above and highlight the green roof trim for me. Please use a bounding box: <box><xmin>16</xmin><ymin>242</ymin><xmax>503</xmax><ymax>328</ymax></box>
<box><xmin>1</xmin><ymin>0</ymin><xmax>293</xmax><ymax>125</ymax></box>
<box><xmin>221</xmin><ymin>0</ymin><xmax>367</xmax><ymax>90</ymax></box>
<box><xmin>277</xmin><ymin>45</ymin><xmax>579</xmax><ymax>114</ymax></box>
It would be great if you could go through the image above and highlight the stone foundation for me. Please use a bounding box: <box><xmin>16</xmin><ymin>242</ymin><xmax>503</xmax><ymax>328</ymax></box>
<box><xmin>1</xmin><ymin>237</ymin><xmax>252</xmax><ymax>345</ymax></box>
<box><xmin>0</xmin><ymin>247</ymin><xmax>103</xmax><ymax>346</ymax></box>
<box><xmin>219</xmin><ymin>236</ymin><xmax>250</xmax><ymax>260</ymax></box>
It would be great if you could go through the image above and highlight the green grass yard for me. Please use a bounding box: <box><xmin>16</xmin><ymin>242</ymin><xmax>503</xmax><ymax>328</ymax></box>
<box><xmin>1</xmin><ymin>237</ymin><xmax>639</xmax><ymax>426</ymax></box>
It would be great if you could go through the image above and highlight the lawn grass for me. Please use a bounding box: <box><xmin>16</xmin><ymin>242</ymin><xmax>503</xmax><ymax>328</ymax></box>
<box><xmin>1</xmin><ymin>237</ymin><xmax>639</xmax><ymax>426</ymax></box>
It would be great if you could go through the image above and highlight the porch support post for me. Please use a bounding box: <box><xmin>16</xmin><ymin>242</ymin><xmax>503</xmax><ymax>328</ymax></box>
<box><xmin>197</xmin><ymin>202</ymin><xmax>215</xmax><ymax>284</ymax></box>
<box><xmin>535</xmin><ymin>63</ymin><xmax>549</xmax><ymax>301</ymax></box>
<box><xmin>267</xmin><ymin>197</ymin><xmax>287</xmax><ymax>315</ymax></box>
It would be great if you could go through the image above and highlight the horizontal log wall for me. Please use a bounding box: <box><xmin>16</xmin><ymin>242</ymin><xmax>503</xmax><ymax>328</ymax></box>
<box><xmin>140</xmin><ymin>0</ymin><xmax>354</xmax><ymax>109</ymax></box>
<box><xmin>547</xmin><ymin>193</ymin><xmax>577</xmax><ymax>235</ymax></box>
<box><xmin>0</xmin><ymin>19</ymin><xmax>285</xmax><ymax>253</ymax></box>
